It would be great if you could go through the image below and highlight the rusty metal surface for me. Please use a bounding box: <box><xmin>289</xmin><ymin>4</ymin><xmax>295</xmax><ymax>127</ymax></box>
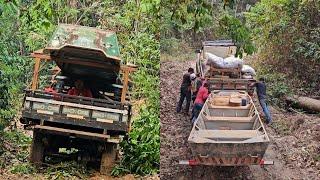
<box><xmin>44</xmin><ymin>24</ymin><xmax>120</xmax><ymax>60</ymax></box>
<box><xmin>188</xmin><ymin>90</ymin><xmax>270</xmax><ymax>166</ymax></box>
<box><xmin>189</xmin><ymin>142</ymin><xmax>268</xmax><ymax>158</ymax></box>
<box><xmin>194</xmin><ymin>155</ymin><xmax>263</xmax><ymax>166</ymax></box>
<box><xmin>41</xmin><ymin>24</ymin><xmax>125</xmax><ymax>86</ymax></box>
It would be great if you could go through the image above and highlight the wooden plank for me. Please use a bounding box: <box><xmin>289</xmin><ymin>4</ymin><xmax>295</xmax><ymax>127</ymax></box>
<box><xmin>34</xmin><ymin>125</ymin><xmax>110</xmax><ymax>139</ymax></box>
<box><xmin>120</xmin><ymin>65</ymin><xmax>137</xmax><ymax>72</ymax></box>
<box><xmin>96</xmin><ymin>118</ymin><xmax>114</xmax><ymax>123</ymax></box>
<box><xmin>23</xmin><ymin>111</ymin><xmax>128</xmax><ymax>132</ymax></box>
<box><xmin>107</xmin><ymin>138</ymin><xmax>121</xmax><ymax>143</ymax></box>
<box><xmin>208</xmin><ymin>104</ymin><xmax>251</xmax><ymax>109</ymax></box>
<box><xmin>31</xmin><ymin>58</ymin><xmax>41</xmax><ymax>90</ymax></box>
<box><xmin>195</xmin><ymin>130</ymin><xmax>258</xmax><ymax>139</ymax></box>
<box><xmin>205</xmin><ymin>115</ymin><xmax>254</xmax><ymax>122</ymax></box>
<box><xmin>30</xmin><ymin>53</ymin><xmax>52</xmax><ymax>60</ymax></box>
<box><xmin>36</xmin><ymin>110</ymin><xmax>54</xmax><ymax>115</ymax></box>
<box><xmin>121</xmin><ymin>68</ymin><xmax>129</xmax><ymax>103</ymax></box>
<box><xmin>26</xmin><ymin>97</ymin><xmax>127</xmax><ymax>114</ymax></box>
<box><xmin>66</xmin><ymin>114</ymin><xmax>84</xmax><ymax>119</ymax></box>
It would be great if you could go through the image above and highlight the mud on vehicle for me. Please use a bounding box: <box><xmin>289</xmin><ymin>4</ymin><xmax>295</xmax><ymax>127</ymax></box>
<box><xmin>20</xmin><ymin>24</ymin><xmax>136</xmax><ymax>174</ymax></box>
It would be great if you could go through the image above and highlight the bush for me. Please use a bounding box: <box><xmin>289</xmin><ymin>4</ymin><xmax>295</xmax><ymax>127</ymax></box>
<box><xmin>113</xmin><ymin>32</ymin><xmax>160</xmax><ymax>176</ymax></box>
<box><xmin>10</xmin><ymin>163</ymin><xmax>36</xmax><ymax>175</ymax></box>
<box><xmin>246</xmin><ymin>0</ymin><xmax>320</xmax><ymax>96</ymax></box>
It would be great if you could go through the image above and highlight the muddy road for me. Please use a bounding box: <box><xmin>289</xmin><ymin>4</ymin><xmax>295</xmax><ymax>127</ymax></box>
<box><xmin>160</xmin><ymin>60</ymin><xmax>320</xmax><ymax>179</ymax></box>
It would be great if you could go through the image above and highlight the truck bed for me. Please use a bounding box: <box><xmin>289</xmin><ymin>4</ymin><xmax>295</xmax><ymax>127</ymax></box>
<box><xmin>188</xmin><ymin>90</ymin><xmax>269</xmax><ymax>166</ymax></box>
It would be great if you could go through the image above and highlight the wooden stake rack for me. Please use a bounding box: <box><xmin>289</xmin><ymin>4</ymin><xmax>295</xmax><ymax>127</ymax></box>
<box><xmin>206</xmin><ymin>65</ymin><xmax>242</xmax><ymax>78</ymax></box>
<box><xmin>30</xmin><ymin>49</ymin><xmax>136</xmax><ymax>104</ymax></box>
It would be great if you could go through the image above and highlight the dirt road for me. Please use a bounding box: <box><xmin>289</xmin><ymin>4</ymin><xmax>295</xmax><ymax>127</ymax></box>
<box><xmin>160</xmin><ymin>60</ymin><xmax>320</xmax><ymax>179</ymax></box>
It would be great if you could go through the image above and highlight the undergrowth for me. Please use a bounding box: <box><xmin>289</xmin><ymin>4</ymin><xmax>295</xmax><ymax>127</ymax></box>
<box><xmin>160</xmin><ymin>38</ymin><xmax>194</xmax><ymax>62</ymax></box>
<box><xmin>112</xmin><ymin>32</ymin><xmax>160</xmax><ymax>176</ymax></box>
<box><xmin>1</xmin><ymin>130</ymin><xmax>90</xmax><ymax>179</ymax></box>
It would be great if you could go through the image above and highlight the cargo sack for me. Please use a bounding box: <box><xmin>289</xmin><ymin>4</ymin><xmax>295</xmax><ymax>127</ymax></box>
<box><xmin>222</xmin><ymin>56</ymin><xmax>243</xmax><ymax>69</ymax></box>
<box><xmin>205</xmin><ymin>52</ymin><xmax>224</xmax><ymax>68</ymax></box>
<box><xmin>241</xmin><ymin>65</ymin><xmax>256</xmax><ymax>76</ymax></box>
<box><xmin>205</xmin><ymin>53</ymin><xmax>243</xmax><ymax>69</ymax></box>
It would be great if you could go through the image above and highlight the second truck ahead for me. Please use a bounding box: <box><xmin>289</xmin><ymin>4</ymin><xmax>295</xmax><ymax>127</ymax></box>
<box><xmin>181</xmin><ymin>40</ymin><xmax>271</xmax><ymax>166</ymax></box>
<box><xmin>20</xmin><ymin>24</ymin><xmax>136</xmax><ymax>173</ymax></box>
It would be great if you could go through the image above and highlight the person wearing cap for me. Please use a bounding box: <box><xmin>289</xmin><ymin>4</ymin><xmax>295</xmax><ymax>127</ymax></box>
<box><xmin>191</xmin><ymin>82</ymin><xmax>209</xmax><ymax>124</ymax></box>
<box><xmin>176</xmin><ymin>68</ymin><xmax>194</xmax><ymax>115</ymax></box>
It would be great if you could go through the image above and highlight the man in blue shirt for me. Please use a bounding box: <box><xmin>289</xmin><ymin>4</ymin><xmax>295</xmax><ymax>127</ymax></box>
<box><xmin>253</xmin><ymin>77</ymin><xmax>272</xmax><ymax>124</ymax></box>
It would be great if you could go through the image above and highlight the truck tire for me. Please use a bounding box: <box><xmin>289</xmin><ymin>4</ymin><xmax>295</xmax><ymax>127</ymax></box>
<box><xmin>100</xmin><ymin>143</ymin><xmax>117</xmax><ymax>175</ymax></box>
<box><xmin>30</xmin><ymin>130</ymin><xmax>44</xmax><ymax>165</ymax></box>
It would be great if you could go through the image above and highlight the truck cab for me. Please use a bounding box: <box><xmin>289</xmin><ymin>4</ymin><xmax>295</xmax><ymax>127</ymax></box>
<box><xmin>20</xmin><ymin>24</ymin><xmax>136</xmax><ymax>173</ymax></box>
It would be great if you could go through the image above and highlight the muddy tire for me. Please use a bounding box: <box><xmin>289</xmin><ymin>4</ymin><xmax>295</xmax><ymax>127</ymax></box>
<box><xmin>30</xmin><ymin>130</ymin><xmax>44</xmax><ymax>165</ymax></box>
<box><xmin>100</xmin><ymin>143</ymin><xmax>117</xmax><ymax>175</ymax></box>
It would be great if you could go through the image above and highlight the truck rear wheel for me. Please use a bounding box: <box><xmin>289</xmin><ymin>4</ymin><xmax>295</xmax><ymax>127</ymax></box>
<box><xmin>100</xmin><ymin>143</ymin><xmax>117</xmax><ymax>175</ymax></box>
<box><xmin>30</xmin><ymin>131</ymin><xmax>44</xmax><ymax>165</ymax></box>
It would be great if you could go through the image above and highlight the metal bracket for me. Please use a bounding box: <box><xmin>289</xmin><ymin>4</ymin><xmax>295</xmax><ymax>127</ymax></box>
<box><xmin>260</xmin><ymin>159</ymin><xmax>274</xmax><ymax>166</ymax></box>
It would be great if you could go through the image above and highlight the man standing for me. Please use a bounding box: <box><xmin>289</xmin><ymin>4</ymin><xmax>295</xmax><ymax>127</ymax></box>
<box><xmin>176</xmin><ymin>68</ymin><xmax>194</xmax><ymax>115</ymax></box>
<box><xmin>191</xmin><ymin>82</ymin><xmax>209</xmax><ymax>124</ymax></box>
<box><xmin>253</xmin><ymin>77</ymin><xmax>272</xmax><ymax>124</ymax></box>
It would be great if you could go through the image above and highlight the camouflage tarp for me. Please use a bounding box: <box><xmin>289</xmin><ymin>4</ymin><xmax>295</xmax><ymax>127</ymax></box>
<box><xmin>43</xmin><ymin>24</ymin><xmax>123</xmax><ymax>85</ymax></box>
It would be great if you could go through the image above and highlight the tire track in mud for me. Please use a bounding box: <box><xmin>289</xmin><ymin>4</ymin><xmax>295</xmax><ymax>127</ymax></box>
<box><xmin>159</xmin><ymin>60</ymin><xmax>316</xmax><ymax>180</ymax></box>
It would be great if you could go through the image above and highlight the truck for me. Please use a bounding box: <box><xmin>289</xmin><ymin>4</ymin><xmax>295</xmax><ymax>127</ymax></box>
<box><xmin>20</xmin><ymin>24</ymin><xmax>136</xmax><ymax>173</ymax></box>
<box><xmin>181</xmin><ymin>40</ymin><xmax>272</xmax><ymax>166</ymax></box>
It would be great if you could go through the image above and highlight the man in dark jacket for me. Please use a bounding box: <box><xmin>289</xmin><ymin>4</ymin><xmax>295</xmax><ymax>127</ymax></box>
<box><xmin>176</xmin><ymin>68</ymin><xmax>194</xmax><ymax>115</ymax></box>
<box><xmin>253</xmin><ymin>77</ymin><xmax>272</xmax><ymax>124</ymax></box>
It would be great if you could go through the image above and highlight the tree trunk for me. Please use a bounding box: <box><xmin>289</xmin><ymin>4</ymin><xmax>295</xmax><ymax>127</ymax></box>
<box><xmin>286</xmin><ymin>96</ymin><xmax>320</xmax><ymax>112</ymax></box>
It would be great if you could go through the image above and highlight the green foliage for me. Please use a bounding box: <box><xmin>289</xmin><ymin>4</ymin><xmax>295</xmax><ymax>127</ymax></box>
<box><xmin>2</xmin><ymin>0</ymin><xmax>160</xmax><ymax>176</ymax></box>
<box><xmin>0</xmin><ymin>130</ymin><xmax>34</xmax><ymax>174</ymax></box>
<box><xmin>246</xmin><ymin>0</ymin><xmax>320</xmax><ymax>96</ymax></box>
<box><xmin>10</xmin><ymin>163</ymin><xmax>36</xmax><ymax>175</ymax></box>
<box><xmin>3</xmin><ymin>130</ymin><xmax>32</xmax><ymax>148</ymax></box>
<box><xmin>257</xmin><ymin>70</ymin><xmax>292</xmax><ymax>106</ymax></box>
<box><xmin>113</xmin><ymin>32</ymin><xmax>160</xmax><ymax>175</ymax></box>
<box><xmin>102</xmin><ymin>1</ymin><xmax>160</xmax><ymax>175</ymax></box>
<box><xmin>161</xmin><ymin>0</ymin><xmax>213</xmax><ymax>40</ymax></box>
<box><xmin>0</xmin><ymin>1</ymin><xmax>33</xmax><ymax>130</ymax></box>
<box><xmin>44</xmin><ymin>161</ymin><xmax>89</xmax><ymax>179</ymax></box>
<box><xmin>113</xmin><ymin>104</ymin><xmax>160</xmax><ymax>175</ymax></box>
<box><xmin>219</xmin><ymin>14</ymin><xmax>256</xmax><ymax>58</ymax></box>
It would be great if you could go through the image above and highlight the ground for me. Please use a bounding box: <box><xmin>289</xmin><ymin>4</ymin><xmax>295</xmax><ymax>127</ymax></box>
<box><xmin>0</xmin><ymin>99</ymin><xmax>159</xmax><ymax>180</ymax></box>
<box><xmin>160</xmin><ymin>59</ymin><xmax>320</xmax><ymax>179</ymax></box>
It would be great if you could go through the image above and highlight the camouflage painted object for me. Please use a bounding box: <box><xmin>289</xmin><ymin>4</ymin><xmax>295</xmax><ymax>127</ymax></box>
<box><xmin>43</xmin><ymin>24</ymin><xmax>122</xmax><ymax>85</ymax></box>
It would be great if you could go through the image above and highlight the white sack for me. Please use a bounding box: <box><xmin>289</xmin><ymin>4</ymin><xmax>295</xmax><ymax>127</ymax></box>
<box><xmin>205</xmin><ymin>53</ymin><xmax>244</xmax><ymax>69</ymax></box>
<box><xmin>222</xmin><ymin>55</ymin><xmax>244</xmax><ymax>69</ymax></box>
<box><xmin>205</xmin><ymin>52</ymin><xmax>224</xmax><ymax>68</ymax></box>
<box><xmin>241</xmin><ymin>64</ymin><xmax>256</xmax><ymax>76</ymax></box>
